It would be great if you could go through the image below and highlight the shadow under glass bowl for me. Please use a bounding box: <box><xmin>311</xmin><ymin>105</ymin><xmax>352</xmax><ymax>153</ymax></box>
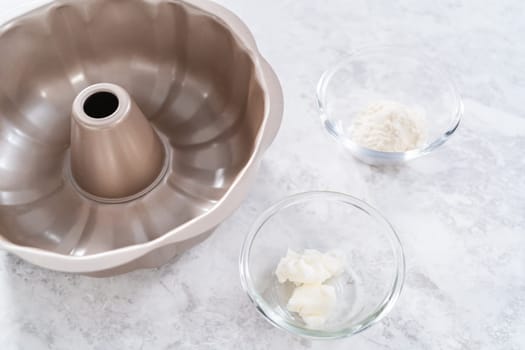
<box><xmin>317</xmin><ymin>47</ymin><xmax>463</xmax><ymax>165</ymax></box>
<box><xmin>0</xmin><ymin>0</ymin><xmax>283</xmax><ymax>275</ymax></box>
<box><xmin>240</xmin><ymin>191</ymin><xmax>405</xmax><ymax>339</ymax></box>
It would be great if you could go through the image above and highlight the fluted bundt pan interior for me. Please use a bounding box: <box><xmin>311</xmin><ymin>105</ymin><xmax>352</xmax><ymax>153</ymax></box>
<box><xmin>0</xmin><ymin>0</ymin><xmax>282</xmax><ymax>274</ymax></box>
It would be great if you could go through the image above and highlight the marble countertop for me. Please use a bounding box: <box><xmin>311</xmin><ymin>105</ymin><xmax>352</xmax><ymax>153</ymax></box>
<box><xmin>1</xmin><ymin>0</ymin><xmax>524</xmax><ymax>349</ymax></box>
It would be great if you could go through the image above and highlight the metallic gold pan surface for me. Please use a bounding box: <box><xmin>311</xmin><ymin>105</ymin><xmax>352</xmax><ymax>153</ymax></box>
<box><xmin>70</xmin><ymin>83</ymin><xmax>167</xmax><ymax>201</ymax></box>
<box><xmin>0</xmin><ymin>0</ymin><xmax>283</xmax><ymax>275</ymax></box>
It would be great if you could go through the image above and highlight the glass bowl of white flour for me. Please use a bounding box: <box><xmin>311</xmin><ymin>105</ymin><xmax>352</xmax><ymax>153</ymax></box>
<box><xmin>317</xmin><ymin>46</ymin><xmax>463</xmax><ymax>165</ymax></box>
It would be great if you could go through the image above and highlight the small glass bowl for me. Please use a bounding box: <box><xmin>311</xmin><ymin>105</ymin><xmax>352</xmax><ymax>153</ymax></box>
<box><xmin>239</xmin><ymin>191</ymin><xmax>405</xmax><ymax>339</ymax></box>
<box><xmin>317</xmin><ymin>46</ymin><xmax>463</xmax><ymax>165</ymax></box>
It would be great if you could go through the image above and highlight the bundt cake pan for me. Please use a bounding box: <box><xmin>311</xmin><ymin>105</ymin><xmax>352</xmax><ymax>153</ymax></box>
<box><xmin>0</xmin><ymin>0</ymin><xmax>283</xmax><ymax>275</ymax></box>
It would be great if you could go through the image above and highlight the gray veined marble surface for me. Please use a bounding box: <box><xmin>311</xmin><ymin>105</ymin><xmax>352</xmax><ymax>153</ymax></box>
<box><xmin>0</xmin><ymin>0</ymin><xmax>524</xmax><ymax>349</ymax></box>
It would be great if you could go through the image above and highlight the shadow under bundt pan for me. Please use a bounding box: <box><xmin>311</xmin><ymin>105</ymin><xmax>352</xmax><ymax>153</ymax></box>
<box><xmin>0</xmin><ymin>0</ymin><xmax>283</xmax><ymax>275</ymax></box>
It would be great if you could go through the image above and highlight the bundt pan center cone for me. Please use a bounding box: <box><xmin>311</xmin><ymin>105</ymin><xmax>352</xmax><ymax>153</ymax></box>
<box><xmin>0</xmin><ymin>0</ymin><xmax>283</xmax><ymax>276</ymax></box>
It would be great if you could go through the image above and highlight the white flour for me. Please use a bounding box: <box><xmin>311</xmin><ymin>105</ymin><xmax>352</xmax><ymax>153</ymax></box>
<box><xmin>350</xmin><ymin>101</ymin><xmax>427</xmax><ymax>152</ymax></box>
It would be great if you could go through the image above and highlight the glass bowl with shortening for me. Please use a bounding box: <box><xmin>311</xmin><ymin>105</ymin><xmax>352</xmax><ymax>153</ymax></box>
<box><xmin>239</xmin><ymin>191</ymin><xmax>405</xmax><ymax>339</ymax></box>
<box><xmin>317</xmin><ymin>46</ymin><xmax>463</xmax><ymax>165</ymax></box>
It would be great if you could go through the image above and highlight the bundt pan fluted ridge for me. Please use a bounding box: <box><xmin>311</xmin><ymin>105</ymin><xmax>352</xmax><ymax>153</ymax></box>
<box><xmin>0</xmin><ymin>0</ymin><xmax>283</xmax><ymax>275</ymax></box>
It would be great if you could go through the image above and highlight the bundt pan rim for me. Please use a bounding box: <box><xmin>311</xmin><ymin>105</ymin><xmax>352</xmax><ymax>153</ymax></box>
<box><xmin>0</xmin><ymin>0</ymin><xmax>283</xmax><ymax>273</ymax></box>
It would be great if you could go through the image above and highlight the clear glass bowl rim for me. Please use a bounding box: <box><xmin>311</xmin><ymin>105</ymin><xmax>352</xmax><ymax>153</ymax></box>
<box><xmin>239</xmin><ymin>191</ymin><xmax>406</xmax><ymax>339</ymax></box>
<box><xmin>316</xmin><ymin>46</ymin><xmax>463</xmax><ymax>161</ymax></box>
